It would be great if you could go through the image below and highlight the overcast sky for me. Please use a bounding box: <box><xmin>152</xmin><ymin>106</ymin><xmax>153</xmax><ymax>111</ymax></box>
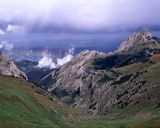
<box><xmin>0</xmin><ymin>0</ymin><xmax>160</xmax><ymax>32</ymax></box>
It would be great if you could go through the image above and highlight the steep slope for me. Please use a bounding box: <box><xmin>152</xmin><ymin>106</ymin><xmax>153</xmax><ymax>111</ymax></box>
<box><xmin>0</xmin><ymin>75</ymin><xmax>77</xmax><ymax>128</ymax></box>
<box><xmin>40</xmin><ymin>50</ymin><xmax>106</xmax><ymax>105</ymax></box>
<box><xmin>0</xmin><ymin>52</ymin><xmax>27</xmax><ymax>80</ymax></box>
<box><xmin>41</xmin><ymin>31</ymin><xmax>160</xmax><ymax>115</ymax></box>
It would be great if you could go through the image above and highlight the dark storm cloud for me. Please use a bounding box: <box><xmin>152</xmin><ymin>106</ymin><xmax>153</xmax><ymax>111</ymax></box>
<box><xmin>0</xmin><ymin>0</ymin><xmax>160</xmax><ymax>32</ymax></box>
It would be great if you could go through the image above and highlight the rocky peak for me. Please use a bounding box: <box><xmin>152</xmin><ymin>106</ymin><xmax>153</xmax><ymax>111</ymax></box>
<box><xmin>47</xmin><ymin>50</ymin><xmax>105</xmax><ymax>91</ymax></box>
<box><xmin>118</xmin><ymin>31</ymin><xmax>152</xmax><ymax>52</ymax></box>
<box><xmin>60</xmin><ymin>50</ymin><xmax>105</xmax><ymax>74</ymax></box>
<box><xmin>69</xmin><ymin>50</ymin><xmax>105</xmax><ymax>66</ymax></box>
<box><xmin>0</xmin><ymin>52</ymin><xmax>27</xmax><ymax>80</ymax></box>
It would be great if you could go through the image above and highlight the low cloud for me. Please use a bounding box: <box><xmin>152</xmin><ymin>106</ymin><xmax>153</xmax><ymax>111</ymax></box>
<box><xmin>57</xmin><ymin>48</ymin><xmax>74</xmax><ymax>66</ymax></box>
<box><xmin>37</xmin><ymin>52</ymin><xmax>57</xmax><ymax>69</ymax></box>
<box><xmin>0</xmin><ymin>41</ymin><xmax>14</xmax><ymax>50</ymax></box>
<box><xmin>6</xmin><ymin>24</ymin><xmax>25</xmax><ymax>33</ymax></box>
<box><xmin>0</xmin><ymin>29</ymin><xmax>5</xmax><ymax>35</ymax></box>
<box><xmin>37</xmin><ymin>48</ymin><xmax>74</xmax><ymax>69</ymax></box>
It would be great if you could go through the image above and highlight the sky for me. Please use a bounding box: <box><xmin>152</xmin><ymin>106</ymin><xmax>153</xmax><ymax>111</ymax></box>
<box><xmin>0</xmin><ymin>0</ymin><xmax>160</xmax><ymax>33</ymax></box>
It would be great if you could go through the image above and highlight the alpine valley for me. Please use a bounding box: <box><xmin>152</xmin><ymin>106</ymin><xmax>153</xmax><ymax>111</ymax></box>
<box><xmin>1</xmin><ymin>31</ymin><xmax>160</xmax><ymax>128</ymax></box>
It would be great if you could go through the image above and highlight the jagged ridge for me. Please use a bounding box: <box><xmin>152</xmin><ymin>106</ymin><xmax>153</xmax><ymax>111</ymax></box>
<box><xmin>41</xmin><ymin>31</ymin><xmax>160</xmax><ymax>115</ymax></box>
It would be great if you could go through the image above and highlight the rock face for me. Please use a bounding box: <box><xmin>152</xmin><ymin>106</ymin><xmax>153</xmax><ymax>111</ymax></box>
<box><xmin>48</xmin><ymin>50</ymin><xmax>106</xmax><ymax>90</ymax></box>
<box><xmin>0</xmin><ymin>52</ymin><xmax>27</xmax><ymax>80</ymax></box>
<box><xmin>41</xmin><ymin>50</ymin><xmax>105</xmax><ymax>106</ymax></box>
<box><xmin>46</xmin><ymin>50</ymin><xmax>105</xmax><ymax>90</ymax></box>
<box><xmin>118</xmin><ymin>31</ymin><xmax>152</xmax><ymax>52</ymax></box>
<box><xmin>30</xmin><ymin>31</ymin><xmax>160</xmax><ymax>115</ymax></box>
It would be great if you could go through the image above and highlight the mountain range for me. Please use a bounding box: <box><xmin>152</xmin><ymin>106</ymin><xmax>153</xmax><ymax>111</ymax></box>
<box><xmin>39</xmin><ymin>31</ymin><xmax>160</xmax><ymax>115</ymax></box>
<box><xmin>0</xmin><ymin>31</ymin><xmax>160</xmax><ymax>128</ymax></box>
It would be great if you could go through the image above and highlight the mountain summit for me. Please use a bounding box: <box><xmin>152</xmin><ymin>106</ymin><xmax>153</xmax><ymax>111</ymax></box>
<box><xmin>118</xmin><ymin>31</ymin><xmax>152</xmax><ymax>52</ymax></box>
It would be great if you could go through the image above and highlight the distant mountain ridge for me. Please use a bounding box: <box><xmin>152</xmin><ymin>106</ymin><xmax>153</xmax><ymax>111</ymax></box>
<box><xmin>37</xmin><ymin>31</ymin><xmax>160</xmax><ymax>115</ymax></box>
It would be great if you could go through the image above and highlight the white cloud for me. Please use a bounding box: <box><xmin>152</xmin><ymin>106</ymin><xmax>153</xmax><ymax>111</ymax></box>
<box><xmin>6</xmin><ymin>24</ymin><xmax>24</xmax><ymax>33</ymax></box>
<box><xmin>37</xmin><ymin>48</ymin><xmax>74</xmax><ymax>69</ymax></box>
<box><xmin>0</xmin><ymin>29</ymin><xmax>5</xmax><ymax>35</ymax></box>
<box><xmin>37</xmin><ymin>51</ymin><xmax>57</xmax><ymax>69</ymax></box>
<box><xmin>0</xmin><ymin>41</ymin><xmax>14</xmax><ymax>50</ymax></box>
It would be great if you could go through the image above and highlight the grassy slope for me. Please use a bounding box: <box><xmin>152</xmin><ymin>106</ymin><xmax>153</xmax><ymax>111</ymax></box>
<box><xmin>0</xmin><ymin>75</ymin><xmax>160</xmax><ymax>128</ymax></box>
<box><xmin>71</xmin><ymin>103</ymin><xmax>160</xmax><ymax>128</ymax></box>
<box><xmin>0</xmin><ymin>75</ymin><xmax>77</xmax><ymax>128</ymax></box>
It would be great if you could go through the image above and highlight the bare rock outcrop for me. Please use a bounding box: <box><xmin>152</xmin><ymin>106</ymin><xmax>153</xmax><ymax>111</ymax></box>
<box><xmin>118</xmin><ymin>31</ymin><xmax>152</xmax><ymax>52</ymax></box>
<box><xmin>0</xmin><ymin>52</ymin><xmax>27</xmax><ymax>80</ymax></box>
